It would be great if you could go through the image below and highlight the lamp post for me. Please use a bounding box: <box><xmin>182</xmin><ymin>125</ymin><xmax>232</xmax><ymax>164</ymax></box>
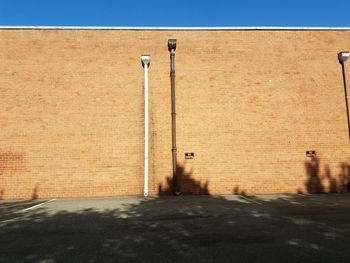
<box><xmin>339</xmin><ymin>51</ymin><xmax>350</xmax><ymax>142</ymax></box>
<box><xmin>141</xmin><ymin>55</ymin><xmax>150</xmax><ymax>197</ymax></box>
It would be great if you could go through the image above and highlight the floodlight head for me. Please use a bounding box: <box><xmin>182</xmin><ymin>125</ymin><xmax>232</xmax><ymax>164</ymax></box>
<box><xmin>141</xmin><ymin>55</ymin><xmax>151</xmax><ymax>67</ymax></box>
<box><xmin>168</xmin><ymin>39</ymin><xmax>177</xmax><ymax>52</ymax></box>
<box><xmin>338</xmin><ymin>51</ymin><xmax>349</xmax><ymax>63</ymax></box>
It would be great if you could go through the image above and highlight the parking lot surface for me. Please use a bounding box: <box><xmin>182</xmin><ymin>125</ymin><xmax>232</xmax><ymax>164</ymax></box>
<box><xmin>1</xmin><ymin>194</ymin><xmax>350</xmax><ymax>262</ymax></box>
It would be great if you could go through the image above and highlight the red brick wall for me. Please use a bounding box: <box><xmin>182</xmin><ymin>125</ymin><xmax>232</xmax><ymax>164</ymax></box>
<box><xmin>0</xmin><ymin>29</ymin><xmax>349</xmax><ymax>199</ymax></box>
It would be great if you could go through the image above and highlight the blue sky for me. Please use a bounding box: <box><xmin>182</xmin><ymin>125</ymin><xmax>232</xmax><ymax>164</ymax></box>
<box><xmin>0</xmin><ymin>0</ymin><xmax>349</xmax><ymax>27</ymax></box>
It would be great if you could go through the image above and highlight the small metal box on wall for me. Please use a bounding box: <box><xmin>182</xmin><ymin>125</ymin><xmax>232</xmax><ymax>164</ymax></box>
<box><xmin>185</xmin><ymin>153</ymin><xmax>194</xmax><ymax>159</ymax></box>
<box><xmin>306</xmin><ymin>150</ymin><xmax>316</xmax><ymax>158</ymax></box>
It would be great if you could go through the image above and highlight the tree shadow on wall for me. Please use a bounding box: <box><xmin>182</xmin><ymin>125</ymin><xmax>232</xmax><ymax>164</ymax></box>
<box><xmin>303</xmin><ymin>157</ymin><xmax>350</xmax><ymax>193</ymax></box>
<box><xmin>339</xmin><ymin>161</ymin><xmax>350</xmax><ymax>192</ymax></box>
<box><xmin>158</xmin><ymin>163</ymin><xmax>209</xmax><ymax>195</ymax></box>
<box><xmin>233</xmin><ymin>185</ymin><xmax>247</xmax><ymax>195</ymax></box>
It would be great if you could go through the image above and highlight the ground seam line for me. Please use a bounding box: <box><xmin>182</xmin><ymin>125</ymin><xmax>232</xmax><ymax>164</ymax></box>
<box><xmin>19</xmin><ymin>199</ymin><xmax>56</xmax><ymax>212</ymax></box>
<box><xmin>239</xmin><ymin>196</ymin><xmax>262</xmax><ymax>205</ymax></box>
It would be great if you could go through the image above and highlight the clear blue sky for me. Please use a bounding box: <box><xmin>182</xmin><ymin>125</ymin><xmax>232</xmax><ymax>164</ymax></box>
<box><xmin>0</xmin><ymin>0</ymin><xmax>349</xmax><ymax>27</ymax></box>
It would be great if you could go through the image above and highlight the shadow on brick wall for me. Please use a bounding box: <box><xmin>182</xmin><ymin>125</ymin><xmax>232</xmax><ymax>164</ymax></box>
<box><xmin>31</xmin><ymin>184</ymin><xmax>39</xmax><ymax>200</ymax></box>
<box><xmin>233</xmin><ymin>185</ymin><xmax>247</xmax><ymax>195</ymax></box>
<box><xmin>158</xmin><ymin>163</ymin><xmax>209</xmax><ymax>195</ymax></box>
<box><xmin>157</xmin><ymin>159</ymin><xmax>350</xmax><ymax>196</ymax></box>
<box><xmin>302</xmin><ymin>157</ymin><xmax>350</xmax><ymax>193</ymax></box>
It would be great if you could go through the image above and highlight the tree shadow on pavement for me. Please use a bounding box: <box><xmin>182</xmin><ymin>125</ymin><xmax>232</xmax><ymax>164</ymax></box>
<box><xmin>0</xmin><ymin>163</ymin><xmax>350</xmax><ymax>262</ymax></box>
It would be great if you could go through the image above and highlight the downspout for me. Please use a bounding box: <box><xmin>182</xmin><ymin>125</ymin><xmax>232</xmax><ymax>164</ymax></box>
<box><xmin>339</xmin><ymin>51</ymin><xmax>350</xmax><ymax>142</ymax></box>
<box><xmin>168</xmin><ymin>39</ymin><xmax>182</xmax><ymax>196</ymax></box>
<box><xmin>141</xmin><ymin>55</ymin><xmax>151</xmax><ymax>197</ymax></box>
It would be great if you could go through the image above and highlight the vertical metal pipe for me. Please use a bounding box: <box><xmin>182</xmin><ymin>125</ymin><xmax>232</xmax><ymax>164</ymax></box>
<box><xmin>341</xmin><ymin>62</ymin><xmax>350</xmax><ymax>142</ymax></box>
<box><xmin>141</xmin><ymin>55</ymin><xmax>150</xmax><ymax>197</ymax></box>
<box><xmin>170</xmin><ymin>50</ymin><xmax>178</xmax><ymax>194</ymax></box>
<box><xmin>168</xmin><ymin>39</ymin><xmax>181</xmax><ymax>195</ymax></box>
<box><xmin>144</xmin><ymin>63</ymin><xmax>149</xmax><ymax>196</ymax></box>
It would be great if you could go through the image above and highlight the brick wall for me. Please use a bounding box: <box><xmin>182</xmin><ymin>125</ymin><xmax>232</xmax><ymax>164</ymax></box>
<box><xmin>0</xmin><ymin>29</ymin><xmax>349</xmax><ymax>199</ymax></box>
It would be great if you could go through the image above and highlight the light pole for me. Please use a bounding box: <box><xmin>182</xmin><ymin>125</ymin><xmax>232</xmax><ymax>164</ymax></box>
<box><xmin>339</xmin><ymin>51</ymin><xmax>350</xmax><ymax>142</ymax></box>
<box><xmin>141</xmin><ymin>55</ymin><xmax>150</xmax><ymax>197</ymax></box>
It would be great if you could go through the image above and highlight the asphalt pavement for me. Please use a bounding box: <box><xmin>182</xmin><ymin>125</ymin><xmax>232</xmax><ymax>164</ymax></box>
<box><xmin>0</xmin><ymin>194</ymin><xmax>349</xmax><ymax>263</ymax></box>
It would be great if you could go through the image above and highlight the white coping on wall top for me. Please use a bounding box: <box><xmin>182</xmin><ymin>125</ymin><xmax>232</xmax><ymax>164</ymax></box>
<box><xmin>0</xmin><ymin>26</ymin><xmax>349</xmax><ymax>31</ymax></box>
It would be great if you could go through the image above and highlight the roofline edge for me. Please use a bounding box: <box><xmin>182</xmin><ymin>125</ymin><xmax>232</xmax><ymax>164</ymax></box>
<box><xmin>0</xmin><ymin>26</ymin><xmax>350</xmax><ymax>31</ymax></box>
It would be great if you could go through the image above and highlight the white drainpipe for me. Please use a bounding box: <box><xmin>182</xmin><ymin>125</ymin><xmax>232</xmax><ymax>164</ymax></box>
<box><xmin>141</xmin><ymin>55</ymin><xmax>150</xmax><ymax>197</ymax></box>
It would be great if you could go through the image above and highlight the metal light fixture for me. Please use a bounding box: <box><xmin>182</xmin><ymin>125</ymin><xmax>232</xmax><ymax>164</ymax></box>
<box><xmin>168</xmin><ymin>39</ymin><xmax>177</xmax><ymax>52</ymax></box>
<box><xmin>141</xmin><ymin>54</ymin><xmax>150</xmax><ymax>197</ymax></box>
<box><xmin>141</xmin><ymin>55</ymin><xmax>151</xmax><ymax>67</ymax></box>
<box><xmin>338</xmin><ymin>51</ymin><xmax>349</xmax><ymax>63</ymax></box>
